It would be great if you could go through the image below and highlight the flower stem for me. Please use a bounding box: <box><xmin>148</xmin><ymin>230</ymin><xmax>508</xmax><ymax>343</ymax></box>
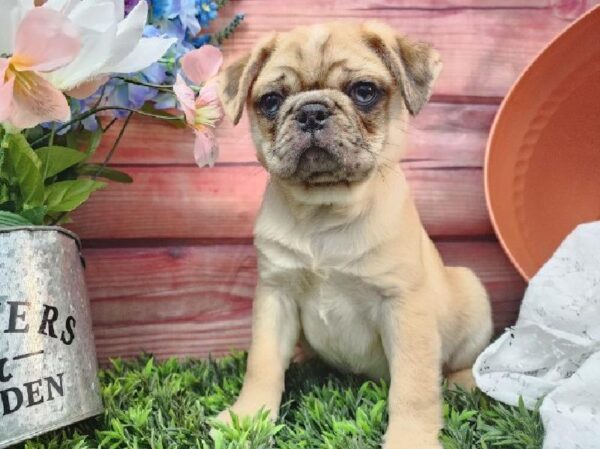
<box><xmin>91</xmin><ymin>83</ymin><xmax>109</xmax><ymax>110</ymax></box>
<box><xmin>48</xmin><ymin>123</ymin><xmax>56</xmax><ymax>147</ymax></box>
<box><xmin>30</xmin><ymin>106</ymin><xmax>185</xmax><ymax>147</ymax></box>
<box><xmin>93</xmin><ymin>111</ymin><xmax>133</xmax><ymax>180</ymax></box>
<box><xmin>114</xmin><ymin>76</ymin><xmax>174</xmax><ymax>92</ymax></box>
<box><xmin>102</xmin><ymin>117</ymin><xmax>119</xmax><ymax>133</ymax></box>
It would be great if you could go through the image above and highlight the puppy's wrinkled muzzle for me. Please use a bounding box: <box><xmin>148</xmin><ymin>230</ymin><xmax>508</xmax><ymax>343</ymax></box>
<box><xmin>294</xmin><ymin>146</ymin><xmax>340</xmax><ymax>183</ymax></box>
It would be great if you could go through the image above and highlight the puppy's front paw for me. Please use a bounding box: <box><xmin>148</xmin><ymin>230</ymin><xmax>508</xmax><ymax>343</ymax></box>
<box><xmin>382</xmin><ymin>429</ymin><xmax>442</xmax><ymax>449</ymax></box>
<box><xmin>382</xmin><ymin>439</ymin><xmax>442</xmax><ymax>449</ymax></box>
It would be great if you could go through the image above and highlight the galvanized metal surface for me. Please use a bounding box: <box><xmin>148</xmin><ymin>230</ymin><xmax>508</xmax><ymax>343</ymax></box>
<box><xmin>0</xmin><ymin>227</ymin><xmax>103</xmax><ymax>448</ymax></box>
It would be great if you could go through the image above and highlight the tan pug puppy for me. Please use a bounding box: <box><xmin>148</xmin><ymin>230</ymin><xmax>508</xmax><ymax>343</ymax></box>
<box><xmin>216</xmin><ymin>21</ymin><xmax>493</xmax><ymax>449</ymax></box>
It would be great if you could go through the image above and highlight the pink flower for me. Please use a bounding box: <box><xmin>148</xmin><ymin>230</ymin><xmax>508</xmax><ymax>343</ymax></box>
<box><xmin>174</xmin><ymin>75</ymin><xmax>222</xmax><ymax>167</ymax></box>
<box><xmin>181</xmin><ymin>45</ymin><xmax>224</xmax><ymax>86</ymax></box>
<box><xmin>0</xmin><ymin>7</ymin><xmax>80</xmax><ymax>129</ymax></box>
<box><xmin>174</xmin><ymin>45</ymin><xmax>224</xmax><ymax>168</ymax></box>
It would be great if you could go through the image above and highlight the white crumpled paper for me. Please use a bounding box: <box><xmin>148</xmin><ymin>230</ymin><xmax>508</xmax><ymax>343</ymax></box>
<box><xmin>474</xmin><ymin>221</ymin><xmax>600</xmax><ymax>449</ymax></box>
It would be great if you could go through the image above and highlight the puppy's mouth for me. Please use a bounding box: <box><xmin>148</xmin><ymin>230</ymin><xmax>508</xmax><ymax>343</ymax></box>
<box><xmin>293</xmin><ymin>146</ymin><xmax>342</xmax><ymax>184</ymax></box>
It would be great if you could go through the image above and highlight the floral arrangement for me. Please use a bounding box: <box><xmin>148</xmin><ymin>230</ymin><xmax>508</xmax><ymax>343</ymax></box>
<box><xmin>0</xmin><ymin>0</ymin><xmax>243</xmax><ymax>227</ymax></box>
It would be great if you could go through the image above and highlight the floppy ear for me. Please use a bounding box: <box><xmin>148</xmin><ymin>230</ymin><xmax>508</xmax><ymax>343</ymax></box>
<box><xmin>218</xmin><ymin>33</ymin><xmax>277</xmax><ymax>125</ymax></box>
<box><xmin>363</xmin><ymin>23</ymin><xmax>442</xmax><ymax>115</ymax></box>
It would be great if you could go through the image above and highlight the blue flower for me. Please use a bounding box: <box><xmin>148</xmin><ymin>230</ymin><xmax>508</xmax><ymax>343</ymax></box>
<box><xmin>187</xmin><ymin>33</ymin><xmax>211</xmax><ymax>48</ymax></box>
<box><xmin>149</xmin><ymin>0</ymin><xmax>181</xmax><ymax>20</ymax></box>
<box><xmin>152</xmin><ymin>92</ymin><xmax>177</xmax><ymax>110</ymax></box>
<box><xmin>41</xmin><ymin>97</ymin><xmax>100</xmax><ymax>133</ymax></box>
<box><xmin>97</xmin><ymin>74</ymin><xmax>169</xmax><ymax>120</ymax></box>
<box><xmin>196</xmin><ymin>1</ymin><xmax>218</xmax><ymax>28</ymax></box>
<box><xmin>129</xmin><ymin>85</ymin><xmax>159</xmax><ymax>108</ymax></box>
<box><xmin>149</xmin><ymin>16</ymin><xmax>186</xmax><ymax>41</ymax></box>
<box><xmin>179</xmin><ymin>0</ymin><xmax>202</xmax><ymax>35</ymax></box>
<box><xmin>142</xmin><ymin>24</ymin><xmax>162</xmax><ymax>38</ymax></box>
<box><xmin>77</xmin><ymin>109</ymin><xmax>100</xmax><ymax>132</ymax></box>
<box><xmin>146</xmin><ymin>0</ymin><xmax>220</xmax><ymax>49</ymax></box>
<box><xmin>141</xmin><ymin>62</ymin><xmax>167</xmax><ymax>85</ymax></box>
<box><xmin>101</xmin><ymin>81</ymin><xmax>132</xmax><ymax>119</ymax></box>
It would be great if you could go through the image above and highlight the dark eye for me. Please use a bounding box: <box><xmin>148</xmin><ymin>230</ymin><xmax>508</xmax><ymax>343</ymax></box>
<box><xmin>259</xmin><ymin>93</ymin><xmax>284</xmax><ymax>119</ymax></box>
<box><xmin>349</xmin><ymin>82</ymin><xmax>380</xmax><ymax>108</ymax></box>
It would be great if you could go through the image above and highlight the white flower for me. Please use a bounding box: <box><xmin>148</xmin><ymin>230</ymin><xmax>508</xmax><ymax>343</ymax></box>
<box><xmin>41</xmin><ymin>0</ymin><xmax>176</xmax><ymax>97</ymax></box>
<box><xmin>0</xmin><ymin>1</ymin><xmax>33</xmax><ymax>56</ymax></box>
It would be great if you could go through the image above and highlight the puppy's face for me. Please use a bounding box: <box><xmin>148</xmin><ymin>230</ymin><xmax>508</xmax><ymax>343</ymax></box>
<box><xmin>219</xmin><ymin>22</ymin><xmax>441</xmax><ymax>191</ymax></box>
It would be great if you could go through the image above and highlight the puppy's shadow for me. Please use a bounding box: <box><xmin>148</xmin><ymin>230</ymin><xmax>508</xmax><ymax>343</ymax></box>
<box><xmin>280</xmin><ymin>357</ymin><xmax>379</xmax><ymax>421</ymax></box>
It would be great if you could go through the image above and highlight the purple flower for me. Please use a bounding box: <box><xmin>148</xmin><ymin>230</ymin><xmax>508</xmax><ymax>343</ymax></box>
<box><xmin>141</xmin><ymin>62</ymin><xmax>167</xmax><ymax>85</ymax></box>
<box><xmin>153</xmin><ymin>92</ymin><xmax>177</xmax><ymax>110</ymax></box>
<box><xmin>129</xmin><ymin>85</ymin><xmax>159</xmax><ymax>108</ymax></box>
<box><xmin>96</xmin><ymin>76</ymin><xmax>163</xmax><ymax>119</ymax></box>
<box><xmin>101</xmin><ymin>81</ymin><xmax>132</xmax><ymax>119</ymax></box>
<box><xmin>41</xmin><ymin>98</ymin><xmax>100</xmax><ymax>133</ymax></box>
<box><xmin>124</xmin><ymin>0</ymin><xmax>143</xmax><ymax>15</ymax></box>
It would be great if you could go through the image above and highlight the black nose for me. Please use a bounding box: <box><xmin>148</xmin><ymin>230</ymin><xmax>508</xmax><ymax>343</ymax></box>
<box><xmin>296</xmin><ymin>103</ymin><xmax>330</xmax><ymax>132</ymax></box>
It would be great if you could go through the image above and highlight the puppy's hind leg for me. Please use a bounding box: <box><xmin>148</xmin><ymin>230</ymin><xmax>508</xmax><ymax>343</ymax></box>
<box><xmin>444</xmin><ymin>267</ymin><xmax>493</xmax><ymax>391</ymax></box>
<box><xmin>446</xmin><ymin>369</ymin><xmax>477</xmax><ymax>390</ymax></box>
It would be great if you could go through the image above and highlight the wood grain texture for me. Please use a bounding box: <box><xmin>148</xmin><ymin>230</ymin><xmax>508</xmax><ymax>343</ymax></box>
<box><xmin>92</xmin><ymin>102</ymin><xmax>498</xmax><ymax>166</ymax></box>
<box><xmin>69</xmin><ymin>165</ymin><xmax>491</xmax><ymax>239</ymax></box>
<box><xmin>85</xmin><ymin>240</ymin><xmax>525</xmax><ymax>362</ymax></box>
<box><xmin>215</xmin><ymin>0</ymin><xmax>599</xmax><ymax>99</ymax></box>
<box><xmin>74</xmin><ymin>0</ymin><xmax>593</xmax><ymax>361</ymax></box>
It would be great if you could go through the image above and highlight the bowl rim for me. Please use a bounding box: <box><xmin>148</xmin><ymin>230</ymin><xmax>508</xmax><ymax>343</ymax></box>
<box><xmin>483</xmin><ymin>4</ymin><xmax>600</xmax><ymax>281</ymax></box>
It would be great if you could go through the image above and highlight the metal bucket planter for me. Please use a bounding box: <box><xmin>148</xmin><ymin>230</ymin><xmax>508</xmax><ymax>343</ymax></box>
<box><xmin>0</xmin><ymin>226</ymin><xmax>103</xmax><ymax>448</ymax></box>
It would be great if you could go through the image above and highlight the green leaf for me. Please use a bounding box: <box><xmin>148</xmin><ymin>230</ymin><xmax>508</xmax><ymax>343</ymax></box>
<box><xmin>0</xmin><ymin>210</ymin><xmax>33</xmax><ymax>227</ymax></box>
<box><xmin>85</xmin><ymin>128</ymin><xmax>103</xmax><ymax>158</ymax></box>
<box><xmin>20</xmin><ymin>206</ymin><xmax>47</xmax><ymax>225</ymax></box>
<box><xmin>142</xmin><ymin>358</ymin><xmax>154</xmax><ymax>377</ymax></box>
<box><xmin>0</xmin><ymin>183</ymin><xmax>8</xmax><ymax>205</ymax></box>
<box><xmin>65</xmin><ymin>126</ymin><xmax>103</xmax><ymax>158</ymax></box>
<box><xmin>3</xmin><ymin>133</ymin><xmax>44</xmax><ymax>208</ymax></box>
<box><xmin>0</xmin><ymin>146</ymin><xmax>5</xmax><ymax>178</ymax></box>
<box><xmin>24</xmin><ymin>125</ymin><xmax>46</xmax><ymax>146</ymax></box>
<box><xmin>65</xmin><ymin>127</ymin><xmax>81</xmax><ymax>150</ymax></box>
<box><xmin>44</xmin><ymin>179</ymin><xmax>106</xmax><ymax>212</ymax></box>
<box><xmin>45</xmin><ymin>211</ymin><xmax>73</xmax><ymax>226</ymax></box>
<box><xmin>77</xmin><ymin>164</ymin><xmax>133</xmax><ymax>183</ymax></box>
<box><xmin>37</xmin><ymin>146</ymin><xmax>87</xmax><ymax>179</ymax></box>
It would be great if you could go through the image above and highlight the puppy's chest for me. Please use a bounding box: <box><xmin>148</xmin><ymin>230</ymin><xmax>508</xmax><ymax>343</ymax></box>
<box><xmin>259</xmin><ymin>239</ymin><xmax>390</xmax><ymax>379</ymax></box>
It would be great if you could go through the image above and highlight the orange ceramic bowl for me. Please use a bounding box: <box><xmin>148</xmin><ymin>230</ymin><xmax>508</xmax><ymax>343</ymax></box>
<box><xmin>485</xmin><ymin>6</ymin><xmax>600</xmax><ymax>281</ymax></box>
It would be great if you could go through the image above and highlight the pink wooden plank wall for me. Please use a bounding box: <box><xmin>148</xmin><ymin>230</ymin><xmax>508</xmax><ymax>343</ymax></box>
<box><xmin>69</xmin><ymin>0</ymin><xmax>599</xmax><ymax>363</ymax></box>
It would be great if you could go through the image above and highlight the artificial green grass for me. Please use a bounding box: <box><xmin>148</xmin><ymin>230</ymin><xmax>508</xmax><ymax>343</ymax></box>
<box><xmin>17</xmin><ymin>354</ymin><xmax>543</xmax><ymax>449</ymax></box>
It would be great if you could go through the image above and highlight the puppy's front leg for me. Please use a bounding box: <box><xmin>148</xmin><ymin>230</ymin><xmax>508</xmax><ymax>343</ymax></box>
<box><xmin>218</xmin><ymin>282</ymin><xmax>300</xmax><ymax>422</ymax></box>
<box><xmin>381</xmin><ymin>297</ymin><xmax>443</xmax><ymax>449</ymax></box>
